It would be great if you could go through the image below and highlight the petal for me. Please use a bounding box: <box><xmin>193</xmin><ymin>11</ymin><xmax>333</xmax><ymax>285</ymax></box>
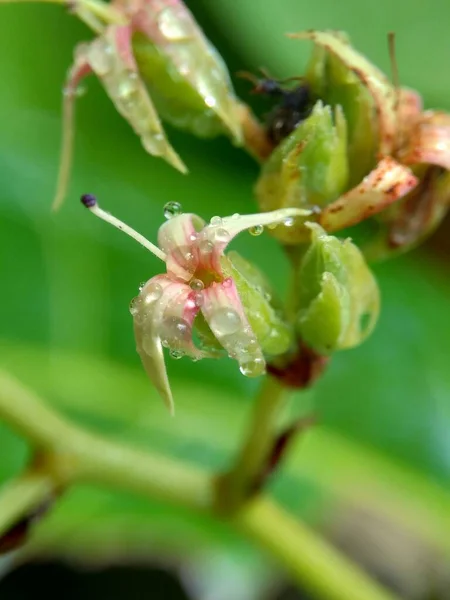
<box><xmin>398</xmin><ymin>111</ymin><xmax>450</xmax><ymax>170</ymax></box>
<box><xmin>201</xmin><ymin>279</ymin><xmax>266</xmax><ymax>378</ymax></box>
<box><xmin>319</xmin><ymin>157</ymin><xmax>418</xmax><ymax>232</ymax></box>
<box><xmin>132</xmin><ymin>275</ymin><xmax>176</xmax><ymax>414</ymax></box>
<box><xmin>289</xmin><ymin>30</ymin><xmax>397</xmax><ymax>156</ymax></box>
<box><xmin>397</xmin><ymin>87</ymin><xmax>423</xmax><ymax>145</ymax></box>
<box><xmin>87</xmin><ymin>25</ymin><xmax>187</xmax><ymax>173</ymax></box>
<box><xmin>158</xmin><ymin>213</ymin><xmax>205</xmax><ymax>281</ymax></box>
<box><xmin>200</xmin><ymin>208</ymin><xmax>311</xmax><ymax>273</ymax></box>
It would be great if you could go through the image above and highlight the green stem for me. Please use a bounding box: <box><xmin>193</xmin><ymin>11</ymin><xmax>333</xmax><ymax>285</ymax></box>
<box><xmin>0</xmin><ymin>471</ymin><xmax>55</xmax><ymax>538</ymax></box>
<box><xmin>237</xmin><ymin>497</ymin><xmax>398</xmax><ymax>600</ymax></box>
<box><xmin>0</xmin><ymin>369</ymin><xmax>400</xmax><ymax>600</ymax></box>
<box><xmin>219</xmin><ymin>375</ymin><xmax>289</xmax><ymax>512</ymax></box>
<box><xmin>0</xmin><ymin>369</ymin><xmax>212</xmax><ymax>513</ymax></box>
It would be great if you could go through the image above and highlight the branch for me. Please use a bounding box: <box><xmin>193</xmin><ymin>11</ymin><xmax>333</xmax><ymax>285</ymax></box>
<box><xmin>237</xmin><ymin>497</ymin><xmax>398</xmax><ymax>600</ymax></box>
<box><xmin>218</xmin><ymin>375</ymin><xmax>289</xmax><ymax>512</ymax></box>
<box><xmin>0</xmin><ymin>369</ymin><xmax>212</xmax><ymax>512</ymax></box>
<box><xmin>0</xmin><ymin>471</ymin><xmax>55</xmax><ymax>538</ymax></box>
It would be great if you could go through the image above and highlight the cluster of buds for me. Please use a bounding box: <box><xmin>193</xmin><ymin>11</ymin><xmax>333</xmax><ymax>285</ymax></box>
<box><xmin>255</xmin><ymin>31</ymin><xmax>450</xmax><ymax>259</ymax></box>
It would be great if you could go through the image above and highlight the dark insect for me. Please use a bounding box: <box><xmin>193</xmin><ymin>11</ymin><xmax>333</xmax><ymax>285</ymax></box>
<box><xmin>238</xmin><ymin>69</ymin><xmax>314</xmax><ymax>145</ymax></box>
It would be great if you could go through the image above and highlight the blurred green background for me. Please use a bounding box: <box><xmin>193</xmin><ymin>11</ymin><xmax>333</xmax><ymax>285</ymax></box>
<box><xmin>0</xmin><ymin>0</ymin><xmax>449</xmax><ymax>598</ymax></box>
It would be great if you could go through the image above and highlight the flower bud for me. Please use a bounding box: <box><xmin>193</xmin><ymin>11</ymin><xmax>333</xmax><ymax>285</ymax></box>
<box><xmin>128</xmin><ymin>0</ymin><xmax>242</xmax><ymax>142</ymax></box>
<box><xmin>255</xmin><ymin>101</ymin><xmax>348</xmax><ymax>243</ymax></box>
<box><xmin>296</xmin><ymin>223</ymin><xmax>379</xmax><ymax>355</ymax></box>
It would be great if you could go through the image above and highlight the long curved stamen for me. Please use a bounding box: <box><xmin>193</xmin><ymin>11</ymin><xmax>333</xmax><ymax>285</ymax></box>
<box><xmin>80</xmin><ymin>194</ymin><xmax>167</xmax><ymax>261</ymax></box>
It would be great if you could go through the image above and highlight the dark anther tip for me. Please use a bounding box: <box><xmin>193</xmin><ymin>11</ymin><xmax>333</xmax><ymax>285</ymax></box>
<box><xmin>81</xmin><ymin>194</ymin><xmax>97</xmax><ymax>208</ymax></box>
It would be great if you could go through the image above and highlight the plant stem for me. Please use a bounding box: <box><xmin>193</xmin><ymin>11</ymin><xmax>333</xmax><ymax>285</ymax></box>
<box><xmin>0</xmin><ymin>369</ymin><xmax>212</xmax><ymax>513</ymax></box>
<box><xmin>0</xmin><ymin>472</ymin><xmax>55</xmax><ymax>538</ymax></box>
<box><xmin>0</xmin><ymin>370</ymin><xmax>400</xmax><ymax>600</ymax></box>
<box><xmin>237</xmin><ymin>497</ymin><xmax>397</xmax><ymax>600</ymax></box>
<box><xmin>219</xmin><ymin>375</ymin><xmax>289</xmax><ymax>512</ymax></box>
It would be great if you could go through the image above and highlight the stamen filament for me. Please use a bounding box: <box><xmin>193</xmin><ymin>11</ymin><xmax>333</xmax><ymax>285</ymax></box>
<box><xmin>81</xmin><ymin>195</ymin><xmax>167</xmax><ymax>261</ymax></box>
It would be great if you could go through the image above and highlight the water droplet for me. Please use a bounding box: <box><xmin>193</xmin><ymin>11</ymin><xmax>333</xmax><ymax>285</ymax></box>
<box><xmin>267</xmin><ymin>222</ymin><xmax>278</xmax><ymax>230</ymax></box>
<box><xmin>232</xmin><ymin>213</ymin><xmax>240</xmax><ymax>219</ymax></box>
<box><xmin>143</xmin><ymin>282</ymin><xmax>163</xmax><ymax>304</ymax></box>
<box><xmin>190</xmin><ymin>279</ymin><xmax>204</xmax><ymax>291</ymax></box>
<box><xmin>138</xmin><ymin>282</ymin><xmax>146</xmax><ymax>291</ymax></box>
<box><xmin>117</xmin><ymin>74</ymin><xmax>138</xmax><ymax>100</ymax></box>
<box><xmin>240</xmin><ymin>357</ymin><xmax>266</xmax><ymax>377</ymax></box>
<box><xmin>159</xmin><ymin>316</ymin><xmax>190</xmax><ymax>347</ymax></box>
<box><xmin>164</xmin><ymin>201</ymin><xmax>182</xmax><ymax>219</ymax></box>
<box><xmin>214</xmin><ymin>228</ymin><xmax>229</xmax><ymax>243</ymax></box>
<box><xmin>88</xmin><ymin>39</ymin><xmax>113</xmax><ymax>76</ymax></box>
<box><xmin>199</xmin><ymin>240</ymin><xmax>214</xmax><ymax>254</ymax></box>
<box><xmin>193</xmin><ymin>292</ymin><xmax>204</xmax><ymax>307</ymax></box>
<box><xmin>158</xmin><ymin>7</ymin><xmax>188</xmax><ymax>40</ymax></box>
<box><xmin>210</xmin><ymin>216</ymin><xmax>222</xmax><ymax>225</ymax></box>
<box><xmin>169</xmin><ymin>349</ymin><xmax>184</xmax><ymax>360</ymax></box>
<box><xmin>249</xmin><ymin>224</ymin><xmax>264</xmax><ymax>236</ymax></box>
<box><xmin>283</xmin><ymin>217</ymin><xmax>294</xmax><ymax>227</ymax></box>
<box><xmin>263</xmin><ymin>290</ymin><xmax>272</xmax><ymax>301</ymax></box>
<box><xmin>189</xmin><ymin>233</ymin><xmax>198</xmax><ymax>242</ymax></box>
<box><xmin>222</xmin><ymin>278</ymin><xmax>233</xmax><ymax>288</ymax></box>
<box><xmin>210</xmin><ymin>308</ymin><xmax>241</xmax><ymax>336</ymax></box>
<box><xmin>129</xmin><ymin>296</ymin><xmax>141</xmax><ymax>316</ymax></box>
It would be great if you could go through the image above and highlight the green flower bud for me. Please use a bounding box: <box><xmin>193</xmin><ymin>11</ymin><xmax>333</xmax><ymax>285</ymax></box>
<box><xmin>297</xmin><ymin>223</ymin><xmax>379</xmax><ymax>355</ymax></box>
<box><xmin>255</xmin><ymin>101</ymin><xmax>348</xmax><ymax>243</ymax></box>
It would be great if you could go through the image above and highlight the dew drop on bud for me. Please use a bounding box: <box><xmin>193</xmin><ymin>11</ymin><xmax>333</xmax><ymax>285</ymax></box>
<box><xmin>249</xmin><ymin>224</ymin><xmax>264</xmax><ymax>236</ymax></box>
<box><xmin>163</xmin><ymin>201</ymin><xmax>182</xmax><ymax>219</ymax></box>
<box><xmin>138</xmin><ymin>282</ymin><xmax>146</xmax><ymax>291</ymax></box>
<box><xmin>189</xmin><ymin>279</ymin><xmax>204</xmax><ymax>291</ymax></box>
<box><xmin>210</xmin><ymin>308</ymin><xmax>241</xmax><ymax>336</ymax></box>
<box><xmin>283</xmin><ymin>217</ymin><xmax>294</xmax><ymax>227</ymax></box>
<box><xmin>239</xmin><ymin>357</ymin><xmax>266</xmax><ymax>377</ymax></box>
<box><xmin>169</xmin><ymin>349</ymin><xmax>184</xmax><ymax>360</ymax></box>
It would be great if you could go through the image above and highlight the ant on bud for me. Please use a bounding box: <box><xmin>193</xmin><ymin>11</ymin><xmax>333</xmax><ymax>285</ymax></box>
<box><xmin>238</xmin><ymin>68</ymin><xmax>314</xmax><ymax>145</ymax></box>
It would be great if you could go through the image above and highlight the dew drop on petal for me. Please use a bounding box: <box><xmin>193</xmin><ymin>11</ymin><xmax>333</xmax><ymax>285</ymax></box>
<box><xmin>163</xmin><ymin>201</ymin><xmax>182</xmax><ymax>219</ymax></box>
<box><xmin>199</xmin><ymin>240</ymin><xmax>214</xmax><ymax>254</ymax></box>
<box><xmin>240</xmin><ymin>357</ymin><xmax>266</xmax><ymax>377</ymax></box>
<box><xmin>159</xmin><ymin>316</ymin><xmax>190</xmax><ymax>348</ymax></box>
<box><xmin>138</xmin><ymin>282</ymin><xmax>146</xmax><ymax>291</ymax></box>
<box><xmin>214</xmin><ymin>228</ymin><xmax>229</xmax><ymax>243</ymax></box>
<box><xmin>190</xmin><ymin>278</ymin><xmax>204</xmax><ymax>291</ymax></box>
<box><xmin>143</xmin><ymin>282</ymin><xmax>163</xmax><ymax>304</ymax></box>
<box><xmin>193</xmin><ymin>292</ymin><xmax>204</xmax><ymax>307</ymax></box>
<box><xmin>88</xmin><ymin>39</ymin><xmax>113</xmax><ymax>76</ymax></box>
<box><xmin>232</xmin><ymin>213</ymin><xmax>240</xmax><ymax>219</ymax></box>
<box><xmin>249</xmin><ymin>224</ymin><xmax>264</xmax><ymax>236</ymax></box>
<box><xmin>210</xmin><ymin>216</ymin><xmax>222</xmax><ymax>225</ymax></box>
<box><xmin>169</xmin><ymin>349</ymin><xmax>184</xmax><ymax>360</ymax></box>
<box><xmin>129</xmin><ymin>296</ymin><xmax>141</xmax><ymax>316</ymax></box>
<box><xmin>210</xmin><ymin>308</ymin><xmax>241</xmax><ymax>336</ymax></box>
<box><xmin>189</xmin><ymin>233</ymin><xmax>198</xmax><ymax>242</ymax></box>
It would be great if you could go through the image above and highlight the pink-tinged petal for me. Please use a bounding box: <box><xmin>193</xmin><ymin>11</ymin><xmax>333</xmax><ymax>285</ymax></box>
<box><xmin>158</xmin><ymin>213</ymin><xmax>205</xmax><ymax>281</ymax></box>
<box><xmin>289</xmin><ymin>31</ymin><xmax>397</xmax><ymax>156</ymax></box>
<box><xmin>201</xmin><ymin>279</ymin><xmax>266</xmax><ymax>377</ymax></box>
<box><xmin>199</xmin><ymin>208</ymin><xmax>311</xmax><ymax>274</ymax></box>
<box><xmin>52</xmin><ymin>44</ymin><xmax>93</xmax><ymax>211</ymax></box>
<box><xmin>320</xmin><ymin>157</ymin><xmax>418</xmax><ymax>232</ymax></box>
<box><xmin>86</xmin><ymin>25</ymin><xmax>187</xmax><ymax>173</ymax></box>
<box><xmin>398</xmin><ymin>111</ymin><xmax>450</xmax><ymax>170</ymax></box>
<box><xmin>131</xmin><ymin>275</ymin><xmax>177</xmax><ymax>413</ymax></box>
